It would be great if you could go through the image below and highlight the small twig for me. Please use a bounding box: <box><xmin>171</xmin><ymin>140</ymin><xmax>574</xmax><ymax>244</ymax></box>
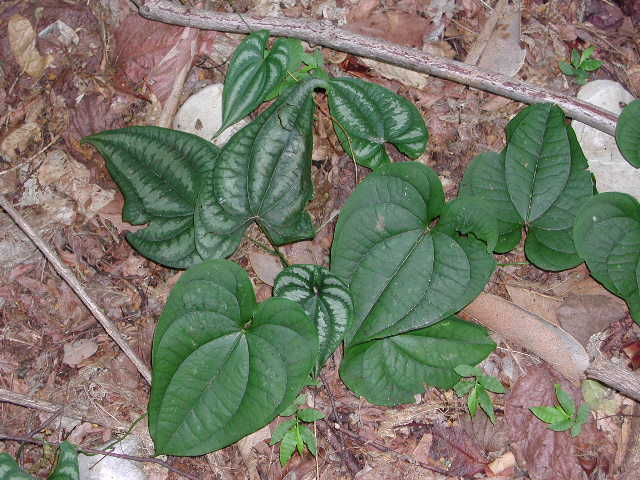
<box><xmin>0</xmin><ymin>435</ymin><xmax>198</xmax><ymax>480</ymax></box>
<box><xmin>319</xmin><ymin>373</ymin><xmax>361</xmax><ymax>477</ymax></box>
<box><xmin>330</xmin><ymin>425</ymin><xmax>452</xmax><ymax>476</ymax></box>
<box><xmin>0</xmin><ymin>388</ymin><xmax>126</xmax><ymax>430</ymax></box>
<box><xmin>139</xmin><ymin>0</ymin><xmax>618</xmax><ymax>136</ymax></box>
<box><xmin>0</xmin><ymin>194</ymin><xmax>152</xmax><ymax>384</ymax></box>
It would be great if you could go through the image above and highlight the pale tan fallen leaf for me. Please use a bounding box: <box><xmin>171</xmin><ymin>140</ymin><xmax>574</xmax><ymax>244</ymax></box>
<box><xmin>8</xmin><ymin>14</ymin><xmax>53</xmax><ymax>78</ymax></box>
<box><xmin>237</xmin><ymin>425</ymin><xmax>271</xmax><ymax>480</ymax></box>
<box><xmin>0</xmin><ymin>122</ymin><xmax>41</xmax><ymax>161</ymax></box>
<box><xmin>63</xmin><ymin>339</ymin><xmax>99</xmax><ymax>367</ymax></box>
<box><xmin>248</xmin><ymin>251</ymin><xmax>283</xmax><ymax>286</ymax></box>
<box><xmin>556</xmin><ymin>294</ymin><xmax>627</xmax><ymax>347</ymax></box>
<box><xmin>487</xmin><ymin>451</ymin><xmax>516</xmax><ymax>475</ymax></box>
<box><xmin>465</xmin><ymin>0</ymin><xmax>526</xmax><ymax>77</ymax></box>
<box><xmin>505</xmin><ymin>284</ymin><xmax>561</xmax><ymax>325</ymax></box>
<box><xmin>462</xmin><ymin>293</ymin><xmax>589</xmax><ymax>381</ymax></box>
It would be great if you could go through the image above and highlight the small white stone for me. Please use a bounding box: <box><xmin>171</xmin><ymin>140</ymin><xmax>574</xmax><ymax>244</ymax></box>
<box><xmin>571</xmin><ymin>80</ymin><xmax>640</xmax><ymax>199</ymax></box>
<box><xmin>173</xmin><ymin>83</ymin><xmax>249</xmax><ymax>147</ymax></box>
<box><xmin>78</xmin><ymin>437</ymin><xmax>147</xmax><ymax>480</ymax></box>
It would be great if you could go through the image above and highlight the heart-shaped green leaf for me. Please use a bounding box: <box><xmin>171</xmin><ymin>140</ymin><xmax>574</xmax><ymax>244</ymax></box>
<box><xmin>505</xmin><ymin>103</ymin><xmax>571</xmax><ymax>223</ymax></box>
<box><xmin>574</xmin><ymin>192</ymin><xmax>640</xmax><ymax>323</ymax></box>
<box><xmin>219</xmin><ymin>31</ymin><xmax>298</xmax><ymax>134</ymax></box>
<box><xmin>436</xmin><ymin>196</ymin><xmax>499</xmax><ymax>252</ymax></box>
<box><xmin>327</xmin><ymin>77</ymin><xmax>428</xmax><ymax>169</ymax></box>
<box><xmin>148</xmin><ymin>259</ymin><xmax>318</xmax><ymax>456</ymax></box>
<box><xmin>0</xmin><ymin>453</ymin><xmax>34</xmax><ymax>479</ymax></box>
<box><xmin>196</xmin><ymin>77</ymin><xmax>326</xmax><ymax>259</ymax></box>
<box><xmin>331</xmin><ymin>162</ymin><xmax>495</xmax><ymax>346</ymax></box>
<box><xmin>273</xmin><ymin>264</ymin><xmax>353</xmax><ymax>372</ymax></box>
<box><xmin>339</xmin><ymin>316</ymin><xmax>495</xmax><ymax>405</ymax></box>
<box><xmin>460</xmin><ymin>151</ymin><xmax>522</xmax><ymax>253</ymax></box>
<box><xmin>49</xmin><ymin>442</ymin><xmax>79</xmax><ymax>480</ymax></box>
<box><xmin>616</xmin><ymin>99</ymin><xmax>640</xmax><ymax>168</ymax></box>
<box><xmin>460</xmin><ymin>113</ymin><xmax>593</xmax><ymax>270</ymax></box>
<box><xmin>83</xmin><ymin>126</ymin><xmax>219</xmax><ymax>268</ymax></box>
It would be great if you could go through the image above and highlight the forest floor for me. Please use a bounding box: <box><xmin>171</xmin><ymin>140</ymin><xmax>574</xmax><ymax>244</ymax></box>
<box><xmin>1</xmin><ymin>0</ymin><xmax>640</xmax><ymax>479</ymax></box>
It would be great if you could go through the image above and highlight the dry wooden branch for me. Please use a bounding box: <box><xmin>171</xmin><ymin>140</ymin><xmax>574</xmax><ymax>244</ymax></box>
<box><xmin>0</xmin><ymin>435</ymin><xmax>198</xmax><ymax>480</ymax></box>
<box><xmin>139</xmin><ymin>0</ymin><xmax>618</xmax><ymax>136</ymax></box>
<box><xmin>0</xmin><ymin>194</ymin><xmax>152</xmax><ymax>385</ymax></box>
<box><xmin>587</xmin><ymin>357</ymin><xmax>640</xmax><ymax>403</ymax></box>
<box><xmin>0</xmin><ymin>388</ymin><xmax>126</xmax><ymax>430</ymax></box>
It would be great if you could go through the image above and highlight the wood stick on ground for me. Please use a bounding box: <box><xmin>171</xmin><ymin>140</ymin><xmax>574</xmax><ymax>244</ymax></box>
<box><xmin>0</xmin><ymin>194</ymin><xmax>152</xmax><ymax>385</ymax></box>
<box><xmin>0</xmin><ymin>388</ymin><xmax>126</xmax><ymax>430</ymax></box>
<box><xmin>0</xmin><ymin>435</ymin><xmax>198</xmax><ymax>480</ymax></box>
<box><xmin>328</xmin><ymin>423</ymin><xmax>451</xmax><ymax>476</ymax></box>
<box><xmin>139</xmin><ymin>0</ymin><xmax>618</xmax><ymax>136</ymax></box>
<box><xmin>319</xmin><ymin>374</ymin><xmax>362</xmax><ymax>477</ymax></box>
<box><xmin>586</xmin><ymin>356</ymin><xmax>640</xmax><ymax>403</ymax></box>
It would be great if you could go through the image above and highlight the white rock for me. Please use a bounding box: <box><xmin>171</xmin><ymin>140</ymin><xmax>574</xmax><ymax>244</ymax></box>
<box><xmin>571</xmin><ymin>80</ymin><xmax>640</xmax><ymax>198</ymax></box>
<box><xmin>78</xmin><ymin>437</ymin><xmax>147</xmax><ymax>480</ymax></box>
<box><xmin>173</xmin><ymin>83</ymin><xmax>249</xmax><ymax>146</ymax></box>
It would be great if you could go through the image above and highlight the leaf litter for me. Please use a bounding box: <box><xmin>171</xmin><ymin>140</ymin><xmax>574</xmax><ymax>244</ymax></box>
<box><xmin>0</xmin><ymin>0</ymin><xmax>638</xmax><ymax>478</ymax></box>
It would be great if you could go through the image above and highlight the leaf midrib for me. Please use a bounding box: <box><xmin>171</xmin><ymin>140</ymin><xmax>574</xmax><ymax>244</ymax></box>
<box><xmin>352</xmin><ymin>228</ymin><xmax>432</xmax><ymax>344</ymax></box>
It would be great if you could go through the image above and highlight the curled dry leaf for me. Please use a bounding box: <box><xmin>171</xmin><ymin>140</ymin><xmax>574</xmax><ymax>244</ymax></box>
<box><xmin>462</xmin><ymin>292</ymin><xmax>589</xmax><ymax>381</ymax></box>
<box><xmin>8</xmin><ymin>14</ymin><xmax>52</xmax><ymax>78</ymax></box>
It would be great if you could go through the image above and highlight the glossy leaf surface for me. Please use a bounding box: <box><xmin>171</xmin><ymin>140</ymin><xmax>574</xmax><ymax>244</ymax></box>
<box><xmin>83</xmin><ymin>126</ymin><xmax>218</xmax><ymax>268</ymax></box>
<box><xmin>574</xmin><ymin>192</ymin><xmax>640</xmax><ymax>323</ymax></box>
<box><xmin>148</xmin><ymin>260</ymin><xmax>318</xmax><ymax>456</ymax></box>
<box><xmin>339</xmin><ymin>316</ymin><xmax>495</xmax><ymax>405</ymax></box>
<box><xmin>219</xmin><ymin>31</ymin><xmax>296</xmax><ymax>134</ymax></box>
<box><xmin>196</xmin><ymin>78</ymin><xmax>325</xmax><ymax>259</ymax></box>
<box><xmin>273</xmin><ymin>264</ymin><xmax>353</xmax><ymax>371</ymax></box>
<box><xmin>331</xmin><ymin>162</ymin><xmax>495</xmax><ymax>346</ymax></box>
<box><xmin>505</xmin><ymin>103</ymin><xmax>571</xmax><ymax>223</ymax></box>
<box><xmin>460</xmin><ymin>112</ymin><xmax>593</xmax><ymax>270</ymax></box>
<box><xmin>48</xmin><ymin>442</ymin><xmax>79</xmax><ymax>480</ymax></box>
<box><xmin>616</xmin><ymin>99</ymin><xmax>640</xmax><ymax>168</ymax></box>
<box><xmin>327</xmin><ymin>77</ymin><xmax>428</xmax><ymax>169</ymax></box>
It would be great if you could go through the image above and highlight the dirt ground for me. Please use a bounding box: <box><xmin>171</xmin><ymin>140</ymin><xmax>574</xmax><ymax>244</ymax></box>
<box><xmin>1</xmin><ymin>0</ymin><xmax>640</xmax><ymax>479</ymax></box>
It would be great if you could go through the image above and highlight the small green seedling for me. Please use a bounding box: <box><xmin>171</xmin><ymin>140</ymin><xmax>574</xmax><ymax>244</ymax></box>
<box><xmin>530</xmin><ymin>384</ymin><xmax>590</xmax><ymax>437</ymax></box>
<box><xmin>559</xmin><ymin>46</ymin><xmax>603</xmax><ymax>85</ymax></box>
<box><xmin>270</xmin><ymin>394</ymin><xmax>325</xmax><ymax>467</ymax></box>
<box><xmin>453</xmin><ymin>365</ymin><xmax>506</xmax><ymax>424</ymax></box>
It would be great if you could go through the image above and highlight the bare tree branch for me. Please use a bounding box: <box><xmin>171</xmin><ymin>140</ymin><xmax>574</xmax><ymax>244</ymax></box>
<box><xmin>0</xmin><ymin>194</ymin><xmax>152</xmax><ymax>385</ymax></box>
<box><xmin>139</xmin><ymin>0</ymin><xmax>618</xmax><ymax>136</ymax></box>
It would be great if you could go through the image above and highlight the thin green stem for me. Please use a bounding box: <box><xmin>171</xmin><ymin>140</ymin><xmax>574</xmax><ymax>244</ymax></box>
<box><xmin>247</xmin><ymin>237</ymin><xmax>290</xmax><ymax>267</ymax></box>
<box><xmin>497</xmin><ymin>261</ymin><xmax>529</xmax><ymax>267</ymax></box>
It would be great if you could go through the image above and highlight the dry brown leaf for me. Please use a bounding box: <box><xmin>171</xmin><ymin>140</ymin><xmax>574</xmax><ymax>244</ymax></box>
<box><xmin>429</xmin><ymin>421</ymin><xmax>488</xmax><ymax>477</ymax></box>
<box><xmin>465</xmin><ymin>0</ymin><xmax>526</xmax><ymax>76</ymax></box>
<box><xmin>462</xmin><ymin>293</ymin><xmax>589</xmax><ymax>381</ymax></box>
<box><xmin>557</xmin><ymin>294</ymin><xmax>628</xmax><ymax>347</ymax></box>
<box><xmin>248</xmin><ymin>251</ymin><xmax>283</xmax><ymax>286</ymax></box>
<box><xmin>505</xmin><ymin>365</ymin><xmax>589</xmax><ymax>480</ymax></box>
<box><xmin>505</xmin><ymin>284</ymin><xmax>561</xmax><ymax>325</ymax></box>
<box><xmin>8</xmin><ymin>14</ymin><xmax>52</xmax><ymax>78</ymax></box>
<box><xmin>63</xmin><ymin>339</ymin><xmax>99</xmax><ymax>367</ymax></box>
<box><xmin>0</xmin><ymin>121</ymin><xmax>41</xmax><ymax>161</ymax></box>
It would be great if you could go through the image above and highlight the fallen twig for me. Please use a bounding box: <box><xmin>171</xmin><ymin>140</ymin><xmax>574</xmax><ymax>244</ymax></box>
<box><xmin>0</xmin><ymin>194</ymin><xmax>152</xmax><ymax>384</ymax></box>
<box><xmin>319</xmin><ymin>373</ymin><xmax>361</xmax><ymax>477</ymax></box>
<box><xmin>0</xmin><ymin>435</ymin><xmax>198</xmax><ymax>480</ymax></box>
<box><xmin>139</xmin><ymin>0</ymin><xmax>618</xmax><ymax>136</ymax></box>
<box><xmin>0</xmin><ymin>388</ymin><xmax>126</xmax><ymax>430</ymax></box>
<box><xmin>328</xmin><ymin>423</ymin><xmax>451</xmax><ymax>476</ymax></box>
